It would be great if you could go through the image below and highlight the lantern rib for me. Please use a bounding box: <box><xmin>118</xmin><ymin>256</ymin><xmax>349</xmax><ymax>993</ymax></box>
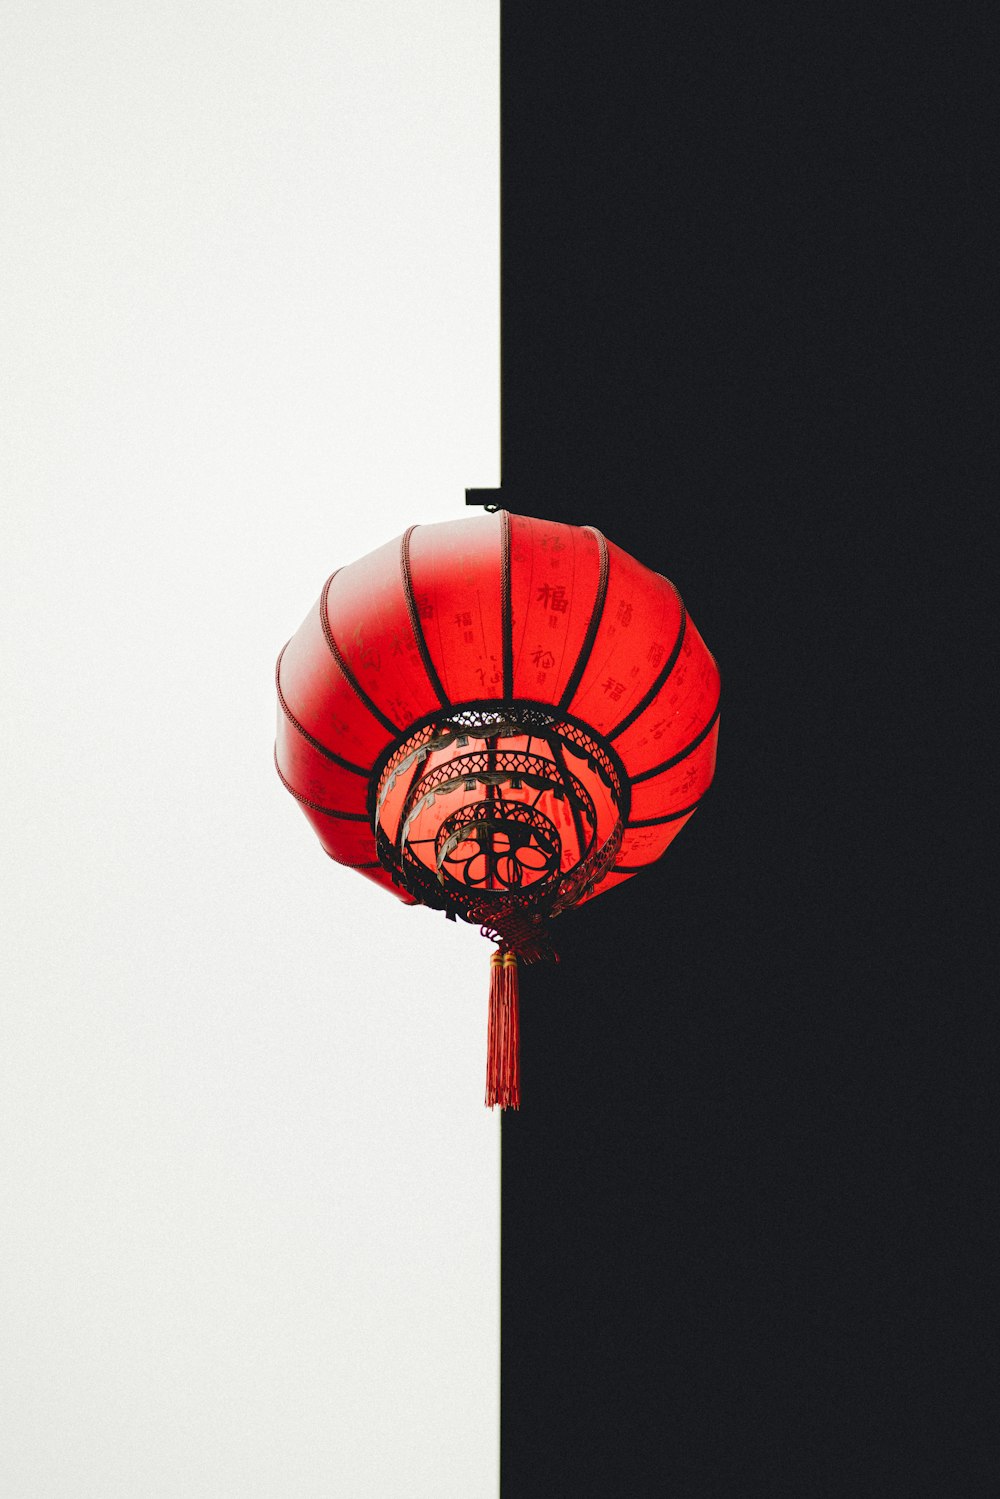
<box><xmin>607</xmin><ymin>597</ymin><xmax>688</xmax><ymax>741</ymax></box>
<box><xmin>324</xmin><ymin>852</ymin><xmax>381</xmax><ymax>870</ymax></box>
<box><xmin>273</xmin><ymin>752</ymin><xmax>371</xmax><ymax>819</ymax></box>
<box><xmin>626</xmin><ymin>800</ymin><xmax>701</xmax><ymax>828</ymax></box>
<box><xmin>400</xmin><ymin>526</ymin><xmax>448</xmax><ymax>705</ymax></box>
<box><xmin>558</xmin><ymin>526</ymin><xmax>609</xmax><ymax>710</ymax></box>
<box><xmin>275</xmin><ymin>645</ymin><xmax>371</xmax><ymax>776</ymax></box>
<box><xmin>320</xmin><ymin>571</ymin><xmax>402</xmax><ymax>735</ymax></box>
<box><xmin>629</xmin><ymin>696</ymin><xmax>722</xmax><ymax>784</ymax></box>
<box><xmin>500</xmin><ymin>510</ymin><xmax>513</xmax><ymax>699</ymax></box>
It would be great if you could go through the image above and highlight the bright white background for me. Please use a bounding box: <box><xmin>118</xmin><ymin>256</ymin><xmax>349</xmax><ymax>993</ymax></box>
<box><xmin>0</xmin><ymin>3</ymin><xmax>499</xmax><ymax>1494</ymax></box>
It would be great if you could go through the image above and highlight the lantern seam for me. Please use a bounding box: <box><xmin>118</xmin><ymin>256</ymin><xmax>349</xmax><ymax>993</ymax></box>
<box><xmin>273</xmin><ymin>752</ymin><xmax>370</xmax><ymax>820</ymax></box>
<box><xmin>275</xmin><ymin>645</ymin><xmax>371</xmax><ymax>776</ymax></box>
<box><xmin>400</xmin><ymin>526</ymin><xmax>448</xmax><ymax>706</ymax></box>
<box><xmin>500</xmin><ymin>510</ymin><xmax>513</xmax><ymax>699</ymax></box>
<box><xmin>607</xmin><ymin>594</ymin><xmax>688</xmax><ymax>741</ymax></box>
<box><xmin>626</xmin><ymin>800</ymin><xmax>701</xmax><ymax>828</ymax></box>
<box><xmin>320</xmin><ymin>571</ymin><xmax>403</xmax><ymax>736</ymax></box>
<box><xmin>629</xmin><ymin>696</ymin><xmax>722</xmax><ymax>784</ymax></box>
<box><xmin>559</xmin><ymin>526</ymin><xmax>609</xmax><ymax>710</ymax></box>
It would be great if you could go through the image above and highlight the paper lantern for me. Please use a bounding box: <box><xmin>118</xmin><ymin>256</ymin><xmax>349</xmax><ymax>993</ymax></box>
<box><xmin>276</xmin><ymin>511</ymin><xmax>720</xmax><ymax>1107</ymax></box>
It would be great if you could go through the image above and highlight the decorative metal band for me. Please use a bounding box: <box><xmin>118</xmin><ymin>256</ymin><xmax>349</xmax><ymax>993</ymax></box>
<box><xmin>500</xmin><ymin>509</ymin><xmax>513</xmax><ymax>699</ymax></box>
<box><xmin>370</xmin><ymin>700</ymin><xmax>630</xmax><ymax>828</ymax></box>
<box><xmin>608</xmin><ymin>594</ymin><xmax>688</xmax><ymax>741</ymax></box>
<box><xmin>449</xmin><ymin>705</ymin><xmax>556</xmax><ymax>736</ymax></box>
<box><xmin>376</xmin><ymin>734</ymin><xmax>443</xmax><ymax>827</ymax></box>
<box><xmin>626</xmin><ymin>800</ymin><xmax>700</xmax><ymax>828</ymax></box>
<box><xmin>630</xmin><ymin>697</ymin><xmax>722</xmax><ymax>784</ymax></box>
<box><xmin>273</xmin><ymin>752</ymin><xmax>370</xmax><ymax>820</ymax></box>
<box><xmin>400</xmin><ymin>526</ymin><xmax>447</xmax><ymax>705</ymax></box>
<box><xmin>552</xmin><ymin>812</ymin><xmax>626</xmax><ymax>911</ymax></box>
<box><xmin>553</xmin><ymin>717</ymin><xmax>625</xmax><ymax>800</ymax></box>
<box><xmin>275</xmin><ymin>644</ymin><xmax>370</xmax><ymax>776</ymax></box>
<box><xmin>319</xmin><ymin>571</ymin><xmax>401</xmax><ymax>736</ymax></box>
<box><xmin>399</xmin><ymin>747</ymin><xmax>596</xmax><ymax>809</ymax></box>
<box><xmin>397</xmin><ymin>748</ymin><xmax>598</xmax><ymax>854</ymax></box>
<box><xmin>559</xmin><ymin>526</ymin><xmax>609</xmax><ymax>710</ymax></box>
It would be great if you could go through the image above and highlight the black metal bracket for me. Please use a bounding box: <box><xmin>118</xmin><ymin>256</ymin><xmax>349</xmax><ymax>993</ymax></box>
<box><xmin>465</xmin><ymin>488</ymin><xmax>503</xmax><ymax>511</ymax></box>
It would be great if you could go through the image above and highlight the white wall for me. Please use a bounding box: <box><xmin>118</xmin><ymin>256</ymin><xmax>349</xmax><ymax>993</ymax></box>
<box><xmin>0</xmin><ymin>3</ymin><xmax>499</xmax><ymax>1494</ymax></box>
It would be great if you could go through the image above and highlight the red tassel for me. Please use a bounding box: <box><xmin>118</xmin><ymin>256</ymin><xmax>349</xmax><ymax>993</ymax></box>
<box><xmin>486</xmin><ymin>950</ymin><xmax>520</xmax><ymax>1110</ymax></box>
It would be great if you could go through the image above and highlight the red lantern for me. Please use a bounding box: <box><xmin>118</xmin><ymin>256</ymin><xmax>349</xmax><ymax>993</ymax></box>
<box><xmin>275</xmin><ymin>511</ymin><xmax>720</xmax><ymax>1108</ymax></box>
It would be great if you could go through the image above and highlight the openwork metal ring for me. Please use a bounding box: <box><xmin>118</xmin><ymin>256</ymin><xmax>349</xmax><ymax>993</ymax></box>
<box><xmin>435</xmin><ymin>800</ymin><xmax>563</xmax><ymax>892</ymax></box>
<box><xmin>370</xmin><ymin>699</ymin><xmax>632</xmax><ymax>927</ymax></box>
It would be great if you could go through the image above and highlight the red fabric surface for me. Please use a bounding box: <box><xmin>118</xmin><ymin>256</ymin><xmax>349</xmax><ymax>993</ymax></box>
<box><xmin>508</xmin><ymin>513</ymin><xmax>603</xmax><ymax>703</ymax></box>
<box><xmin>405</xmin><ymin>514</ymin><xmax>506</xmax><ymax>702</ymax></box>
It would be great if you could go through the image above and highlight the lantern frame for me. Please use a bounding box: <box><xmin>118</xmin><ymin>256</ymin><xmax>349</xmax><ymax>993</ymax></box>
<box><xmin>369</xmin><ymin>698</ymin><xmax>633</xmax><ymax>938</ymax></box>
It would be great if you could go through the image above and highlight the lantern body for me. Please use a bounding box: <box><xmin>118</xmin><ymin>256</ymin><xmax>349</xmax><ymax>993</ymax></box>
<box><xmin>276</xmin><ymin>512</ymin><xmax>720</xmax><ymax>945</ymax></box>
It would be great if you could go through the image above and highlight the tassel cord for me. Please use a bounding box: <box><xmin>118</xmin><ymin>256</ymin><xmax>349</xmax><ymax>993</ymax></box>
<box><xmin>485</xmin><ymin>949</ymin><xmax>520</xmax><ymax>1110</ymax></box>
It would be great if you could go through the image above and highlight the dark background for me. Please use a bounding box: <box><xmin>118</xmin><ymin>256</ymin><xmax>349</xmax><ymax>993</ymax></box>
<box><xmin>497</xmin><ymin>4</ymin><xmax>993</xmax><ymax>1494</ymax></box>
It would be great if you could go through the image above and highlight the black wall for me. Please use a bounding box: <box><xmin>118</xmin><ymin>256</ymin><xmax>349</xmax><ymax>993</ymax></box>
<box><xmin>498</xmin><ymin>5</ymin><xmax>992</xmax><ymax>1494</ymax></box>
